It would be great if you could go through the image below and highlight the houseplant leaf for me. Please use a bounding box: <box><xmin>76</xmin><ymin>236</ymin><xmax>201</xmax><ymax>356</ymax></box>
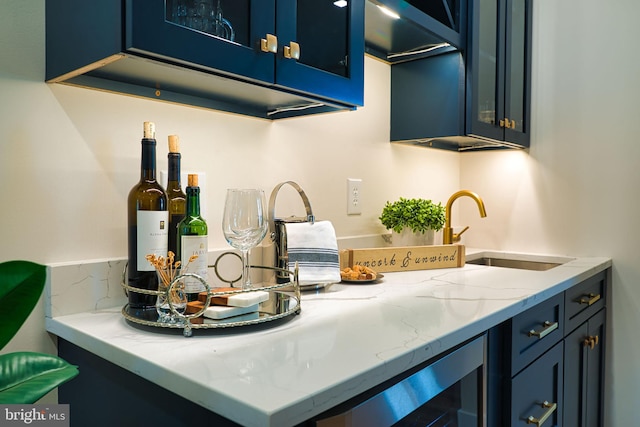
<box><xmin>0</xmin><ymin>260</ymin><xmax>79</xmax><ymax>403</ymax></box>
<box><xmin>0</xmin><ymin>352</ymin><xmax>79</xmax><ymax>404</ymax></box>
<box><xmin>0</xmin><ymin>260</ymin><xmax>47</xmax><ymax>350</ymax></box>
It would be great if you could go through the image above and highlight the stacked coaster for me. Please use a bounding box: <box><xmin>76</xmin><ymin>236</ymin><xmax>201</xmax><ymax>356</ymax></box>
<box><xmin>186</xmin><ymin>287</ymin><xmax>270</xmax><ymax>323</ymax></box>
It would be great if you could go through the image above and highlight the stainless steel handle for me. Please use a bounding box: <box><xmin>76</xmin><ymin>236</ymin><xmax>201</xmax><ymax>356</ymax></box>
<box><xmin>578</xmin><ymin>293</ymin><xmax>601</xmax><ymax>306</ymax></box>
<box><xmin>260</xmin><ymin>34</ymin><xmax>277</xmax><ymax>53</ymax></box>
<box><xmin>528</xmin><ymin>320</ymin><xmax>558</xmax><ymax>339</ymax></box>
<box><xmin>526</xmin><ymin>401</ymin><xmax>557</xmax><ymax>427</ymax></box>
<box><xmin>284</xmin><ymin>41</ymin><xmax>300</xmax><ymax>60</ymax></box>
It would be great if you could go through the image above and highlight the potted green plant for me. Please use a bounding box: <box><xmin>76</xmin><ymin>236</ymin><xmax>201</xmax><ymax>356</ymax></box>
<box><xmin>0</xmin><ymin>260</ymin><xmax>79</xmax><ymax>403</ymax></box>
<box><xmin>379</xmin><ymin>197</ymin><xmax>446</xmax><ymax>246</ymax></box>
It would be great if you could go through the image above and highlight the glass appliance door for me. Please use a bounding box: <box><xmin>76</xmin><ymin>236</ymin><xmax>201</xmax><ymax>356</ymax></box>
<box><xmin>314</xmin><ymin>335</ymin><xmax>486</xmax><ymax>427</ymax></box>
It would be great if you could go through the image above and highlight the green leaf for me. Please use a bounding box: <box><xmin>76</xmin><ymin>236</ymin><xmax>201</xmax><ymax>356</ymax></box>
<box><xmin>0</xmin><ymin>261</ymin><xmax>47</xmax><ymax>350</ymax></box>
<box><xmin>0</xmin><ymin>352</ymin><xmax>79</xmax><ymax>404</ymax></box>
<box><xmin>379</xmin><ymin>197</ymin><xmax>446</xmax><ymax>233</ymax></box>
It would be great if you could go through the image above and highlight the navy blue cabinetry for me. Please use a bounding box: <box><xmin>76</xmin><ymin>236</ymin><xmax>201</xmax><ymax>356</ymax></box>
<box><xmin>46</xmin><ymin>0</ymin><xmax>364</xmax><ymax>119</ymax></box>
<box><xmin>389</xmin><ymin>0</ymin><xmax>532</xmax><ymax>150</ymax></box>
<box><xmin>467</xmin><ymin>0</ymin><xmax>532</xmax><ymax>147</ymax></box>
<box><xmin>487</xmin><ymin>269</ymin><xmax>609</xmax><ymax>426</ymax></box>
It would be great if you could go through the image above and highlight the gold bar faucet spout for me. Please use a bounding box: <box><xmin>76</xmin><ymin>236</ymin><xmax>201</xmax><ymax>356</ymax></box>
<box><xmin>443</xmin><ymin>190</ymin><xmax>487</xmax><ymax>244</ymax></box>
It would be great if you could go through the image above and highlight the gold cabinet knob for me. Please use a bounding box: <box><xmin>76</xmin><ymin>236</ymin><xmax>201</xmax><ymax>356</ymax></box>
<box><xmin>260</xmin><ymin>34</ymin><xmax>278</xmax><ymax>53</ymax></box>
<box><xmin>583</xmin><ymin>335</ymin><xmax>599</xmax><ymax>350</ymax></box>
<box><xmin>284</xmin><ymin>41</ymin><xmax>301</xmax><ymax>60</ymax></box>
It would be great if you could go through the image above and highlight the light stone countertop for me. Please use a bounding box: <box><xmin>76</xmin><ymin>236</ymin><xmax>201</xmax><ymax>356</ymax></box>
<box><xmin>44</xmin><ymin>249</ymin><xmax>611</xmax><ymax>427</ymax></box>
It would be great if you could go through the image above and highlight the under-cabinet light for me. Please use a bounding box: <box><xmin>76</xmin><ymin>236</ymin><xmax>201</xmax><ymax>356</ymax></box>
<box><xmin>333</xmin><ymin>0</ymin><xmax>348</xmax><ymax>7</ymax></box>
<box><xmin>377</xmin><ymin>4</ymin><xmax>400</xmax><ymax>19</ymax></box>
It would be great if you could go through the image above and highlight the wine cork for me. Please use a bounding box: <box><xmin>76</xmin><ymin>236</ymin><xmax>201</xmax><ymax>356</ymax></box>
<box><xmin>168</xmin><ymin>135</ymin><xmax>180</xmax><ymax>153</ymax></box>
<box><xmin>188</xmin><ymin>174</ymin><xmax>199</xmax><ymax>187</ymax></box>
<box><xmin>143</xmin><ymin>121</ymin><xmax>155</xmax><ymax>139</ymax></box>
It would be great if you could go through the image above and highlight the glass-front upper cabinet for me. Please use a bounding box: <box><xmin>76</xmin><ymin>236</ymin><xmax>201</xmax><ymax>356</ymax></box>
<box><xmin>276</xmin><ymin>0</ymin><xmax>364</xmax><ymax>106</ymax></box>
<box><xmin>467</xmin><ymin>0</ymin><xmax>532</xmax><ymax>147</ymax></box>
<box><xmin>129</xmin><ymin>0</ymin><xmax>364</xmax><ymax>107</ymax></box>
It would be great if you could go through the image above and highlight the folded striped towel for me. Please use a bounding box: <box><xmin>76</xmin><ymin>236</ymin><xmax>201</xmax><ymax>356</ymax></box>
<box><xmin>285</xmin><ymin>221</ymin><xmax>341</xmax><ymax>286</ymax></box>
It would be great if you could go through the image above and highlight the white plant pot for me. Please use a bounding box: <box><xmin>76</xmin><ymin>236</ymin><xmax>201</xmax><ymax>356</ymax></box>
<box><xmin>392</xmin><ymin>229</ymin><xmax>436</xmax><ymax>246</ymax></box>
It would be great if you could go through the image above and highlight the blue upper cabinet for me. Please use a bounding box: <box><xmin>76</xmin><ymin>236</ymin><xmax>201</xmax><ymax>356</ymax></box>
<box><xmin>46</xmin><ymin>0</ymin><xmax>364</xmax><ymax>119</ymax></box>
<box><xmin>467</xmin><ymin>0</ymin><xmax>532</xmax><ymax>147</ymax></box>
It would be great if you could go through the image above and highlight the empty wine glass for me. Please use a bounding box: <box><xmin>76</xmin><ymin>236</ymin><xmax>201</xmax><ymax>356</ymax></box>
<box><xmin>222</xmin><ymin>189</ymin><xmax>269</xmax><ymax>290</ymax></box>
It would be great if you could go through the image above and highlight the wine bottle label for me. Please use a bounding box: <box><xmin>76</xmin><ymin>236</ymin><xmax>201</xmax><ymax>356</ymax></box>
<box><xmin>137</xmin><ymin>210</ymin><xmax>169</xmax><ymax>271</ymax></box>
<box><xmin>180</xmin><ymin>235</ymin><xmax>208</xmax><ymax>292</ymax></box>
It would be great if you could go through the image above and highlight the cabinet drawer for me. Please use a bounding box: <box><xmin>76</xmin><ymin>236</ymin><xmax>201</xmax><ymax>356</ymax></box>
<box><xmin>511</xmin><ymin>293</ymin><xmax>564</xmax><ymax>375</ymax></box>
<box><xmin>511</xmin><ymin>341</ymin><xmax>563</xmax><ymax>427</ymax></box>
<box><xmin>565</xmin><ymin>271</ymin><xmax>607</xmax><ymax>334</ymax></box>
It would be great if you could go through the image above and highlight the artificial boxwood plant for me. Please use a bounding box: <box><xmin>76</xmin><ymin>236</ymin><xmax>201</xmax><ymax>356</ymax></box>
<box><xmin>0</xmin><ymin>260</ymin><xmax>79</xmax><ymax>403</ymax></box>
<box><xmin>379</xmin><ymin>197</ymin><xmax>446</xmax><ymax>234</ymax></box>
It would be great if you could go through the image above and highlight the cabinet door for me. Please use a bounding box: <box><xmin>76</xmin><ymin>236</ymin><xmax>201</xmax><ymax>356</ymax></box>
<box><xmin>127</xmin><ymin>0</ymin><xmax>275</xmax><ymax>84</ymax></box>
<box><xmin>564</xmin><ymin>309</ymin><xmax>606</xmax><ymax>427</ymax></box>
<box><xmin>467</xmin><ymin>0</ymin><xmax>531</xmax><ymax>146</ymax></box>
<box><xmin>468</xmin><ymin>0</ymin><xmax>504</xmax><ymax>141</ymax></box>
<box><xmin>503</xmin><ymin>0</ymin><xmax>532</xmax><ymax>146</ymax></box>
<box><xmin>275</xmin><ymin>0</ymin><xmax>364</xmax><ymax>106</ymax></box>
<box><xmin>511</xmin><ymin>341</ymin><xmax>563</xmax><ymax>427</ymax></box>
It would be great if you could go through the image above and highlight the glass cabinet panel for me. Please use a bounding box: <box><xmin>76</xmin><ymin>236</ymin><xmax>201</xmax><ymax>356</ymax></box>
<box><xmin>165</xmin><ymin>0</ymin><xmax>250</xmax><ymax>47</ymax></box>
<box><xmin>276</xmin><ymin>0</ymin><xmax>364</xmax><ymax>106</ymax></box>
<box><xmin>476</xmin><ymin>0</ymin><xmax>498</xmax><ymax>127</ymax></box>
<box><xmin>505</xmin><ymin>0</ymin><xmax>526</xmax><ymax>133</ymax></box>
<box><xmin>296</xmin><ymin>0</ymin><xmax>350</xmax><ymax>78</ymax></box>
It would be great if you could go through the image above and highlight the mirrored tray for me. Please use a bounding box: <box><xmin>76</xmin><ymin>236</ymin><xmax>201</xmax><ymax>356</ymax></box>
<box><xmin>122</xmin><ymin>291</ymin><xmax>300</xmax><ymax>333</ymax></box>
<box><xmin>121</xmin><ymin>252</ymin><xmax>301</xmax><ymax>337</ymax></box>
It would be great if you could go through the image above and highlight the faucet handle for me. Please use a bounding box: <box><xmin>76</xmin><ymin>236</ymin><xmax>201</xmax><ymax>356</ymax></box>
<box><xmin>452</xmin><ymin>226</ymin><xmax>470</xmax><ymax>243</ymax></box>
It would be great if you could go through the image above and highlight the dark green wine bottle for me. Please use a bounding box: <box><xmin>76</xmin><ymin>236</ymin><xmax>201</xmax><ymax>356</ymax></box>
<box><xmin>166</xmin><ymin>135</ymin><xmax>186</xmax><ymax>256</ymax></box>
<box><xmin>177</xmin><ymin>174</ymin><xmax>208</xmax><ymax>301</ymax></box>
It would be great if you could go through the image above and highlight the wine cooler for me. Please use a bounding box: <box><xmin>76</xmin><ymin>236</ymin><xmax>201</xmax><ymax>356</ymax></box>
<box><xmin>311</xmin><ymin>335</ymin><xmax>486</xmax><ymax>427</ymax></box>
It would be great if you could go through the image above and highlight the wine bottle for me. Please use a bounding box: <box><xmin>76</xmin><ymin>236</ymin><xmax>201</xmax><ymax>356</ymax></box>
<box><xmin>127</xmin><ymin>122</ymin><xmax>169</xmax><ymax>309</ymax></box>
<box><xmin>166</xmin><ymin>135</ymin><xmax>186</xmax><ymax>256</ymax></box>
<box><xmin>177</xmin><ymin>174</ymin><xmax>208</xmax><ymax>301</ymax></box>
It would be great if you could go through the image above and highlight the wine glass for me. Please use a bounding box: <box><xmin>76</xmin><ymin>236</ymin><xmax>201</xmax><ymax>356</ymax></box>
<box><xmin>222</xmin><ymin>189</ymin><xmax>269</xmax><ymax>290</ymax></box>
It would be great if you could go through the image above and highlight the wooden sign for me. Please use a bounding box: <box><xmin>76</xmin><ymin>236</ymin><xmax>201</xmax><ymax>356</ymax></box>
<box><xmin>340</xmin><ymin>245</ymin><xmax>465</xmax><ymax>273</ymax></box>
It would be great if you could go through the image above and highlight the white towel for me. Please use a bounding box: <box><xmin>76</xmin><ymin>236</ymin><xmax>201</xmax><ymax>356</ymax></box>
<box><xmin>285</xmin><ymin>221</ymin><xmax>341</xmax><ymax>286</ymax></box>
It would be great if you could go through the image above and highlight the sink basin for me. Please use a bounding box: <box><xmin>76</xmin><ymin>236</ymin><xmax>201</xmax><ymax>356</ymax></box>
<box><xmin>466</xmin><ymin>253</ymin><xmax>573</xmax><ymax>271</ymax></box>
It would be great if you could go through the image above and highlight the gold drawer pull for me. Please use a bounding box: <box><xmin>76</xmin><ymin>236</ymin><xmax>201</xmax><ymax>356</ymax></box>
<box><xmin>526</xmin><ymin>401</ymin><xmax>557</xmax><ymax>426</ymax></box>
<box><xmin>260</xmin><ymin>34</ymin><xmax>278</xmax><ymax>53</ymax></box>
<box><xmin>578</xmin><ymin>293</ymin><xmax>601</xmax><ymax>306</ymax></box>
<box><xmin>528</xmin><ymin>321</ymin><xmax>558</xmax><ymax>339</ymax></box>
<box><xmin>284</xmin><ymin>41</ymin><xmax>300</xmax><ymax>60</ymax></box>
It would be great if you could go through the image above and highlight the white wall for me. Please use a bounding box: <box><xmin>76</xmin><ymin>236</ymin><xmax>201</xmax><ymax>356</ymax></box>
<box><xmin>1</xmin><ymin>0</ymin><xmax>635</xmax><ymax>424</ymax></box>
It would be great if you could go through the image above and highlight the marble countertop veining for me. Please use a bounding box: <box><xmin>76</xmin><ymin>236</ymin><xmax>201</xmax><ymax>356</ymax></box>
<box><xmin>44</xmin><ymin>249</ymin><xmax>611</xmax><ymax>427</ymax></box>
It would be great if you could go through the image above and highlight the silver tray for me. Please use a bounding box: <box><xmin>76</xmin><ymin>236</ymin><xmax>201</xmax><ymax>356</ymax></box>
<box><xmin>121</xmin><ymin>252</ymin><xmax>301</xmax><ymax>337</ymax></box>
<box><xmin>122</xmin><ymin>291</ymin><xmax>300</xmax><ymax>335</ymax></box>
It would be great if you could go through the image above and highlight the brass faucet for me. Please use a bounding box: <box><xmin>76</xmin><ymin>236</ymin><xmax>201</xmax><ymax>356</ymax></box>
<box><xmin>443</xmin><ymin>190</ymin><xmax>487</xmax><ymax>244</ymax></box>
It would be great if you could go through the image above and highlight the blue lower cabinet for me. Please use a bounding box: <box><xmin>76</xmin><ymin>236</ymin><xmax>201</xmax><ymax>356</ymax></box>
<box><xmin>511</xmin><ymin>341</ymin><xmax>563</xmax><ymax>426</ymax></box>
<box><xmin>563</xmin><ymin>309</ymin><xmax>606</xmax><ymax>427</ymax></box>
<box><xmin>488</xmin><ymin>269</ymin><xmax>609</xmax><ymax>426</ymax></box>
